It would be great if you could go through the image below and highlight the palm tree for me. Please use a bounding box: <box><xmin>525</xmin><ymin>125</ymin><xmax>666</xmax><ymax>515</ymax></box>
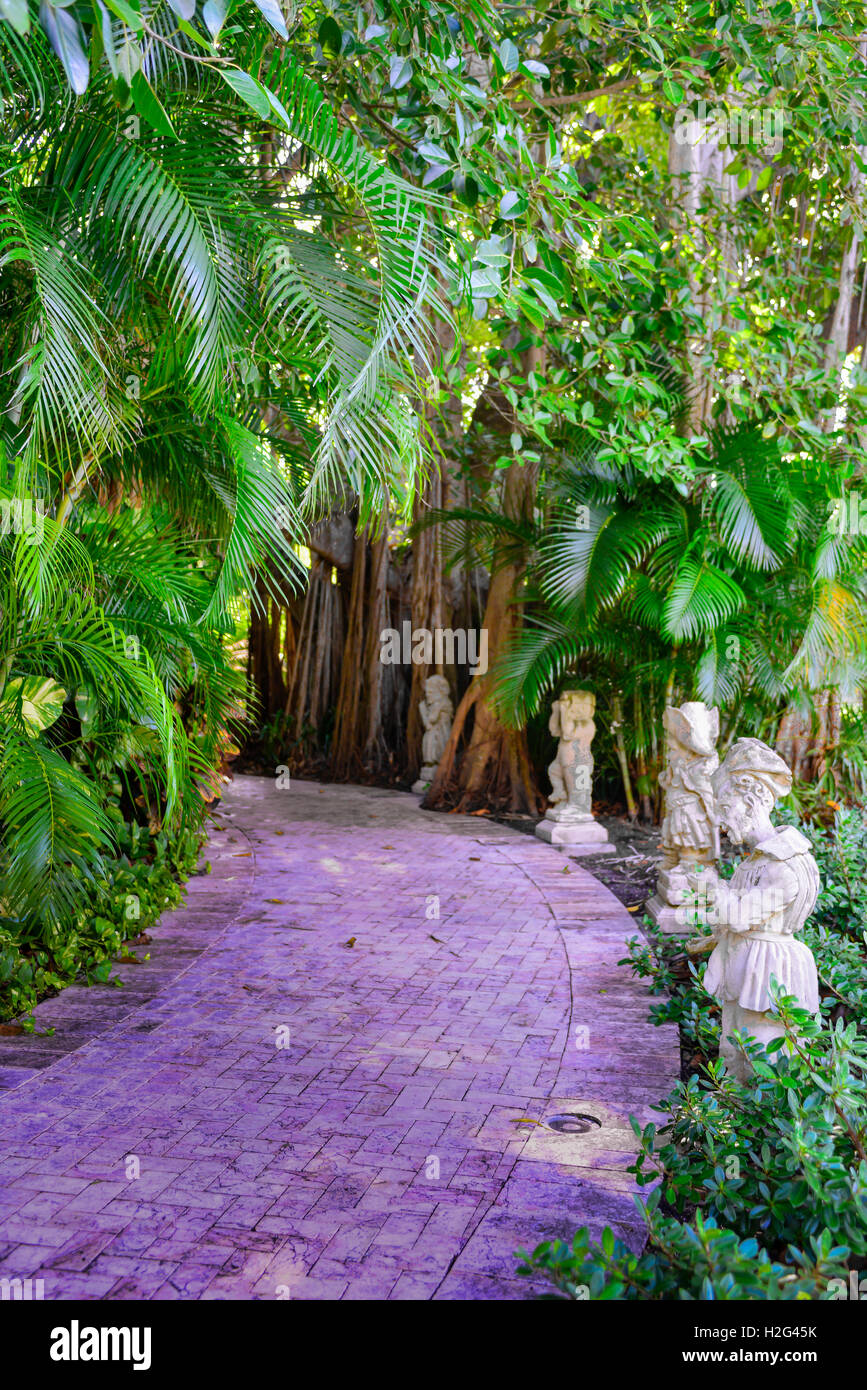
<box><xmin>0</xmin><ymin>7</ymin><xmax>447</xmax><ymax>929</ymax></box>
<box><xmin>472</xmin><ymin>425</ymin><xmax>867</xmax><ymax>808</ymax></box>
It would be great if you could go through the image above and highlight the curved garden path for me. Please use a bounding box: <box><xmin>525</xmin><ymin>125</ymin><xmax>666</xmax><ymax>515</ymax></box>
<box><xmin>0</xmin><ymin>777</ymin><xmax>678</xmax><ymax>1300</ymax></box>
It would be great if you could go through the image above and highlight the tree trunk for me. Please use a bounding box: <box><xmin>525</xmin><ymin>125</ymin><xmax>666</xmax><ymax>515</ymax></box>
<box><xmin>362</xmin><ymin>523</ymin><xmax>390</xmax><ymax>771</ymax></box>
<box><xmin>405</xmin><ymin>318</ymin><xmax>464</xmax><ymax>777</ymax></box>
<box><xmin>776</xmin><ymin>688</ymin><xmax>841</xmax><ymax>788</ymax></box>
<box><xmin>406</xmin><ymin>468</ymin><xmax>444</xmax><ymax>776</ymax></box>
<box><xmin>611</xmin><ymin>692</ymin><xmax>638</xmax><ymax>820</ymax></box>
<box><xmin>424</xmin><ymin>359</ymin><xmax>544</xmax><ymax>815</ymax></box>
<box><xmin>634</xmin><ymin>687</ymin><xmax>654</xmax><ymax>822</ymax></box>
<box><xmin>247</xmin><ymin>579</ymin><xmax>287</xmax><ymax>719</ymax></box>
<box><xmin>331</xmin><ymin>527</ymin><xmax>368</xmax><ymax>778</ymax></box>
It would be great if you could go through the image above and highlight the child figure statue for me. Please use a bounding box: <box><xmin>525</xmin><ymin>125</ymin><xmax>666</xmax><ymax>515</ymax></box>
<box><xmin>535</xmin><ymin>690</ymin><xmax>612</xmax><ymax>851</ymax></box>
<box><xmin>412</xmin><ymin>675</ymin><xmax>454</xmax><ymax>793</ymax></box>
<box><xmin>688</xmin><ymin>738</ymin><xmax>820</xmax><ymax>1082</ymax></box>
<box><xmin>647</xmin><ymin>702</ymin><xmax>720</xmax><ymax>933</ymax></box>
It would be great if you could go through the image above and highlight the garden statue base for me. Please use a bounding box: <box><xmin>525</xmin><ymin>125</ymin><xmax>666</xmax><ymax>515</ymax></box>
<box><xmin>412</xmin><ymin>771</ymin><xmax>434</xmax><ymax>795</ymax></box>
<box><xmin>645</xmin><ymin>897</ymin><xmax>690</xmax><ymax>934</ymax></box>
<box><xmin>646</xmin><ymin>866</ymin><xmax>694</xmax><ymax>934</ymax></box>
<box><xmin>535</xmin><ymin>813</ymin><xmax>614</xmax><ymax>852</ymax></box>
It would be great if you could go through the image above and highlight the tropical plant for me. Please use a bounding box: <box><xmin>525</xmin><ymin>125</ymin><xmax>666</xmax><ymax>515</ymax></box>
<box><xmin>0</xmin><ymin>2</ymin><xmax>446</xmax><ymax>968</ymax></box>
<box><xmin>478</xmin><ymin>423</ymin><xmax>867</xmax><ymax>808</ymax></box>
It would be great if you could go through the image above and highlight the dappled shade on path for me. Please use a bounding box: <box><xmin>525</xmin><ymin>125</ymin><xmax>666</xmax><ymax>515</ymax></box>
<box><xmin>0</xmin><ymin>777</ymin><xmax>677</xmax><ymax>1300</ymax></box>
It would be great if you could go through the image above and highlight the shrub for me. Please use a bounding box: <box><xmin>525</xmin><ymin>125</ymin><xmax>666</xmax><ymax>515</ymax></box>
<box><xmin>0</xmin><ymin>811</ymin><xmax>204</xmax><ymax>1024</ymax></box>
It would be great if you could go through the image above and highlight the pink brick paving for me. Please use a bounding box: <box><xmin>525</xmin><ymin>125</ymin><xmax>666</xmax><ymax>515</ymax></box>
<box><xmin>0</xmin><ymin>776</ymin><xmax>678</xmax><ymax>1300</ymax></box>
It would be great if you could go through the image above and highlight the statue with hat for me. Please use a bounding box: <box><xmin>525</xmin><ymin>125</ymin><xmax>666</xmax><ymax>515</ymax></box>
<box><xmin>687</xmin><ymin>737</ymin><xmax>820</xmax><ymax>1081</ymax></box>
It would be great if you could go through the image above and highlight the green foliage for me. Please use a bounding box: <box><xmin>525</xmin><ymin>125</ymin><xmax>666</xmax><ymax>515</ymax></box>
<box><xmin>0</xmin><ymin>806</ymin><xmax>204</xmax><ymax>1022</ymax></box>
<box><xmin>0</xmin><ymin>6</ymin><xmax>448</xmax><ymax>950</ymax></box>
<box><xmin>519</xmin><ymin>1207</ymin><xmax>851</xmax><ymax>1301</ymax></box>
<box><xmin>492</xmin><ymin>423</ymin><xmax>867</xmax><ymax>731</ymax></box>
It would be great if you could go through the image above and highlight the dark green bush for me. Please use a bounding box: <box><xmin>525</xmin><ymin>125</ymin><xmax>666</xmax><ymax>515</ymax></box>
<box><xmin>0</xmin><ymin>809</ymin><xmax>205</xmax><ymax>1024</ymax></box>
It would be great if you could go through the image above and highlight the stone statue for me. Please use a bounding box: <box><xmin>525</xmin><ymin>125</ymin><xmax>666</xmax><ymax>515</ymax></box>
<box><xmin>536</xmin><ymin>690</ymin><xmax>612</xmax><ymax>852</ymax></box>
<box><xmin>687</xmin><ymin>738</ymin><xmax>820</xmax><ymax>1081</ymax></box>
<box><xmin>647</xmin><ymin>701</ymin><xmax>719</xmax><ymax>932</ymax></box>
<box><xmin>412</xmin><ymin>675</ymin><xmax>453</xmax><ymax>793</ymax></box>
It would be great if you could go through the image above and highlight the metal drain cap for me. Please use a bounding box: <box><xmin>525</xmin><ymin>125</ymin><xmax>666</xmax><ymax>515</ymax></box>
<box><xmin>543</xmin><ymin>1112</ymin><xmax>602</xmax><ymax>1134</ymax></box>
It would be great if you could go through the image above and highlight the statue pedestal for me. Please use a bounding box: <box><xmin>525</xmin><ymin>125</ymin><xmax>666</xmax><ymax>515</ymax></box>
<box><xmin>645</xmin><ymin>864</ymin><xmax>708</xmax><ymax>934</ymax></box>
<box><xmin>412</xmin><ymin>765</ymin><xmax>436</xmax><ymax>795</ymax></box>
<box><xmin>412</xmin><ymin>780</ymin><xmax>430</xmax><ymax>795</ymax></box>
<box><xmin>535</xmin><ymin>815</ymin><xmax>614</xmax><ymax>853</ymax></box>
<box><xmin>644</xmin><ymin>893</ymin><xmax>689</xmax><ymax>934</ymax></box>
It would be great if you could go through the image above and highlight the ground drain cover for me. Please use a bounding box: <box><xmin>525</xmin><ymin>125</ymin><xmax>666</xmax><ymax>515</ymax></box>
<box><xmin>544</xmin><ymin>1112</ymin><xmax>602</xmax><ymax>1135</ymax></box>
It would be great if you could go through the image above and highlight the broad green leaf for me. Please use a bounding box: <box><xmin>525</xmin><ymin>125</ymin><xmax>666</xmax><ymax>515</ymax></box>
<box><xmin>94</xmin><ymin>1</ymin><xmax>117</xmax><ymax>78</ymax></box>
<box><xmin>456</xmin><ymin>174</ymin><xmax>478</xmax><ymax>207</ymax></box>
<box><xmin>74</xmin><ymin>691</ymin><xmax>98</xmax><ymax>737</ymax></box>
<box><xmin>499</xmin><ymin>38</ymin><xmax>519</xmax><ymax>72</ymax></box>
<box><xmin>0</xmin><ymin>0</ymin><xmax>29</xmax><ymax>36</ymax></box>
<box><xmin>389</xmin><ymin>55</ymin><xmax>413</xmax><ymax>89</ymax></box>
<box><xmin>251</xmin><ymin>0</ymin><xmax>287</xmax><ymax>38</ymax></box>
<box><xmin>130</xmin><ymin>71</ymin><xmax>177</xmax><ymax>138</ymax></box>
<box><xmin>101</xmin><ymin>0</ymin><xmax>143</xmax><ymax>32</ymax></box>
<box><xmin>220</xmin><ymin>66</ymin><xmax>271</xmax><ymax>119</ymax></box>
<box><xmin>177</xmin><ymin>18</ymin><xmax>214</xmax><ymax>51</ymax></box>
<box><xmin>499</xmin><ymin>190</ymin><xmax>524</xmax><ymax>219</ymax></box>
<box><xmin>165</xmin><ymin>0</ymin><xmax>195</xmax><ymax>18</ymax></box>
<box><xmin>318</xmin><ymin>14</ymin><xmax>341</xmax><ymax>56</ymax></box>
<box><xmin>2</xmin><ymin>677</ymin><xmax>67</xmax><ymax>737</ymax></box>
<box><xmin>202</xmin><ymin>0</ymin><xmax>227</xmax><ymax>37</ymax></box>
<box><xmin>39</xmin><ymin>1</ymin><xmax>89</xmax><ymax>93</ymax></box>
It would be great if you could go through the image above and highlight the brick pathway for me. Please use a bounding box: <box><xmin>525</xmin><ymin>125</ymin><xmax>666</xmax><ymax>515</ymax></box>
<box><xmin>0</xmin><ymin>776</ymin><xmax>677</xmax><ymax>1300</ymax></box>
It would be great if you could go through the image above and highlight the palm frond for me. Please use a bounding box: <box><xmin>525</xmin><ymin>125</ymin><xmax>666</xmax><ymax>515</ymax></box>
<box><xmin>0</xmin><ymin>731</ymin><xmax>113</xmax><ymax>923</ymax></box>
<box><xmin>660</xmin><ymin>557</ymin><xmax>746</xmax><ymax>641</ymax></box>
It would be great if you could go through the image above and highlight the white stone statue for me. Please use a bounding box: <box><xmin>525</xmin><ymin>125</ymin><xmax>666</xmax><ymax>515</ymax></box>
<box><xmin>536</xmin><ymin>690</ymin><xmax>612</xmax><ymax>852</ymax></box>
<box><xmin>687</xmin><ymin>738</ymin><xmax>820</xmax><ymax>1081</ymax></box>
<box><xmin>412</xmin><ymin>675</ymin><xmax>453</xmax><ymax>793</ymax></box>
<box><xmin>647</xmin><ymin>701</ymin><xmax>719</xmax><ymax>932</ymax></box>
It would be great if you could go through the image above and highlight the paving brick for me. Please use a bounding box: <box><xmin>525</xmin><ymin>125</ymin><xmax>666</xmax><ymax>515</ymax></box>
<box><xmin>0</xmin><ymin>777</ymin><xmax>677</xmax><ymax>1301</ymax></box>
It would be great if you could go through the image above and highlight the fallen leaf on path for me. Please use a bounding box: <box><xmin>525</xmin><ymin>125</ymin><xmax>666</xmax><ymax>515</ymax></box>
<box><xmin>428</xmin><ymin>935</ymin><xmax>461</xmax><ymax>957</ymax></box>
<box><xmin>469</xmin><ymin>856</ymin><xmax>480</xmax><ymax>861</ymax></box>
<box><xmin>511</xmin><ymin>1118</ymin><xmax>543</xmax><ymax>1126</ymax></box>
<box><xmin>342</xmin><ymin>937</ymin><xmax>356</xmax><ymax>948</ymax></box>
<box><xmin>0</xmin><ymin>1024</ymin><xmax>24</xmax><ymax>1035</ymax></box>
<box><xmin>266</xmin><ymin>898</ymin><xmax>286</xmax><ymax>904</ymax></box>
<box><xmin>232</xmin><ymin>852</ymin><xmax>252</xmax><ymax>858</ymax></box>
<box><xmin>274</xmin><ymin>830</ymin><xmax>285</xmax><ymax>836</ymax></box>
<box><xmin>469</xmin><ymin>809</ymin><xmax>490</xmax><ymax>816</ymax></box>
